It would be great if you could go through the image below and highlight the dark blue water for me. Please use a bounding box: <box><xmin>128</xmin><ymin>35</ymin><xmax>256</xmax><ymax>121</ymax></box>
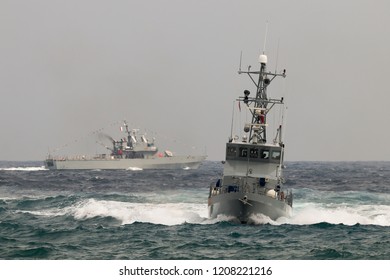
<box><xmin>0</xmin><ymin>161</ymin><xmax>389</xmax><ymax>259</ymax></box>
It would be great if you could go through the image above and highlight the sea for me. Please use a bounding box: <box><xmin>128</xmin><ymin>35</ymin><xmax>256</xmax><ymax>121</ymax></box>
<box><xmin>0</xmin><ymin>160</ymin><xmax>389</xmax><ymax>260</ymax></box>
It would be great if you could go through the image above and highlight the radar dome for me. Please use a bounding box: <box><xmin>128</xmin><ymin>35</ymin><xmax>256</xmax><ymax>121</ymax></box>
<box><xmin>259</xmin><ymin>54</ymin><xmax>267</xmax><ymax>64</ymax></box>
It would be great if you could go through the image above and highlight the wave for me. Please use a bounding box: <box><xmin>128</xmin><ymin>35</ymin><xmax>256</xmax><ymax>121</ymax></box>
<box><xmin>16</xmin><ymin>196</ymin><xmax>390</xmax><ymax>227</ymax></box>
<box><xmin>76</xmin><ymin>199</ymin><xmax>209</xmax><ymax>226</ymax></box>
<box><xmin>21</xmin><ymin>198</ymin><xmax>208</xmax><ymax>226</ymax></box>
<box><xmin>276</xmin><ymin>202</ymin><xmax>390</xmax><ymax>226</ymax></box>
<box><xmin>126</xmin><ymin>167</ymin><xmax>143</xmax><ymax>171</ymax></box>
<box><xmin>0</xmin><ymin>166</ymin><xmax>47</xmax><ymax>171</ymax></box>
<box><xmin>10</xmin><ymin>189</ymin><xmax>390</xmax><ymax>227</ymax></box>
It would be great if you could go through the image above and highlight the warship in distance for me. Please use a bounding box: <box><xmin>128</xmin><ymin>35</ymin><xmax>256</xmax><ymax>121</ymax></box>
<box><xmin>208</xmin><ymin>51</ymin><xmax>293</xmax><ymax>223</ymax></box>
<box><xmin>45</xmin><ymin>121</ymin><xmax>206</xmax><ymax>170</ymax></box>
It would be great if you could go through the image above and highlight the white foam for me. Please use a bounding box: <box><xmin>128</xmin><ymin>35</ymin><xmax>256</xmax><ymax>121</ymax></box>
<box><xmin>16</xmin><ymin>209</ymin><xmax>65</xmax><ymax>217</ymax></box>
<box><xmin>69</xmin><ymin>199</ymin><xmax>209</xmax><ymax>226</ymax></box>
<box><xmin>204</xmin><ymin>214</ymin><xmax>239</xmax><ymax>224</ymax></box>
<box><xmin>248</xmin><ymin>213</ymin><xmax>280</xmax><ymax>225</ymax></box>
<box><xmin>281</xmin><ymin>202</ymin><xmax>390</xmax><ymax>226</ymax></box>
<box><xmin>0</xmin><ymin>166</ymin><xmax>47</xmax><ymax>171</ymax></box>
<box><xmin>126</xmin><ymin>167</ymin><xmax>143</xmax><ymax>171</ymax></box>
<box><xmin>13</xmin><ymin>197</ymin><xmax>390</xmax><ymax>227</ymax></box>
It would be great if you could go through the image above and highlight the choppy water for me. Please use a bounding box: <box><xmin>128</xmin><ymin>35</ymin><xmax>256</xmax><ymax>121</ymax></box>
<box><xmin>0</xmin><ymin>161</ymin><xmax>389</xmax><ymax>259</ymax></box>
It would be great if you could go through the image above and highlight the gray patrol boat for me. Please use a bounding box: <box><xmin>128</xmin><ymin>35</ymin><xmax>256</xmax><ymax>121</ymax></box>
<box><xmin>45</xmin><ymin>121</ymin><xmax>206</xmax><ymax>170</ymax></box>
<box><xmin>208</xmin><ymin>51</ymin><xmax>293</xmax><ymax>223</ymax></box>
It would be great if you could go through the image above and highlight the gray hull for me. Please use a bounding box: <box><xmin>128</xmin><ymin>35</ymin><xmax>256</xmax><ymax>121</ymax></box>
<box><xmin>45</xmin><ymin>155</ymin><xmax>206</xmax><ymax>170</ymax></box>
<box><xmin>208</xmin><ymin>191</ymin><xmax>292</xmax><ymax>223</ymax></box>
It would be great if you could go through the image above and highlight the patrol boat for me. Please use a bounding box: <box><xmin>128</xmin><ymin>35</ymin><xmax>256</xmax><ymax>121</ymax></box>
<box><xmin>45</xmin><ymin>121</ymin><xmax>206</xmax><ymax>170</ymax></box>
<box><xmin>208</xmin><ymin>51</ymin><xmax>292</xmax><ymax>223</ymax></box>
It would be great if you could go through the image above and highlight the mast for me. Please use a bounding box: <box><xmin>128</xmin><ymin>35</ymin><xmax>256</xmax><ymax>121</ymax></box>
<box><xmin>237</xmin><ymin>53</ymin><xmax>286</xmax><ymax>146</ymax></box>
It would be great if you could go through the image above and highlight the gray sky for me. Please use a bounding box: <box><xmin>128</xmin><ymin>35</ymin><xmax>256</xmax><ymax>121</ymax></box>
<box><xmin>1</xmin><ymin>0</ymin><xmax>389</xmax><ymax>161</ymax></box>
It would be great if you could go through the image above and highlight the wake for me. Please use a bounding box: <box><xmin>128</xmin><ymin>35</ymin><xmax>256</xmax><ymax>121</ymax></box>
<box><xmin>0</xmin><ymin>166</ymin><xmax>47</xmax><ymax>171</ymax></box>
<box><xmin>282</xmin><ymin>202</ymin><xmax>390</xmax><ymax>226</ymax></box>
<box><xmin>17</xmin><ymin>198</ymin><xmax>390</xmax><ymax>227</ymax></box>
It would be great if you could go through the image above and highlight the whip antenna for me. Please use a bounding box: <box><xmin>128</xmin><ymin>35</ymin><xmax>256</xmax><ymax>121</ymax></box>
<box><xmin>262</xmin><ymin>21</ymin><xmax>269</xmax><ymax>54</ymax></box>
<box><xmin>275</xmin><ymin>38</ymin><xmax>280</xmax><ymax>73</ymax></box>
<box><xmin>239</xmin><ymin>51</ymin><xmax>243</xmax><ymax>72</ymax></box>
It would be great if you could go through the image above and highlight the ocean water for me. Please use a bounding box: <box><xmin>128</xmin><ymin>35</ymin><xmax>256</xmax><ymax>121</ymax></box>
<box><xmin>0</xmin><ymin>160</ymin><xmax>389</xmax><ymax>260</ymax></box>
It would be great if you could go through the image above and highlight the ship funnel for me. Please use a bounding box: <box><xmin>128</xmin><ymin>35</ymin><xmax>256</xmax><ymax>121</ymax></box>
<box><xmin>259</xmin><ymin>54</ymin><xmax>267</xmax><ymax>64</ymax></box>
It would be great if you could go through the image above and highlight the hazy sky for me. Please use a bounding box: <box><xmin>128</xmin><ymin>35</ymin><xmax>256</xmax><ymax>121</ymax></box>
<box><xmin>1</xmin><ymin>0</ymin><xmax>389</xmax><ymax>161</ymax></box>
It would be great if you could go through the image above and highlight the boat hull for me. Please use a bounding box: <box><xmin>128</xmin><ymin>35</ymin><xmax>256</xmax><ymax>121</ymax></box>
<box><xmin>208</xmin><ymin>191</ymin><xmax>292</xmax><ymax>223</ymax></box>
<box><xmin>45</xmin><ymin>155</ymin><xmax>206</xmax><ymax>170</ymax></box>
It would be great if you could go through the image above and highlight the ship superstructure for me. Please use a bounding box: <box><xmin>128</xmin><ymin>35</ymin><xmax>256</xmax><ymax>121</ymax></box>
<box><xmin>45</xmin><ymin>120</ymin><xmax>205</xmax><ymax>170</ymax></box>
